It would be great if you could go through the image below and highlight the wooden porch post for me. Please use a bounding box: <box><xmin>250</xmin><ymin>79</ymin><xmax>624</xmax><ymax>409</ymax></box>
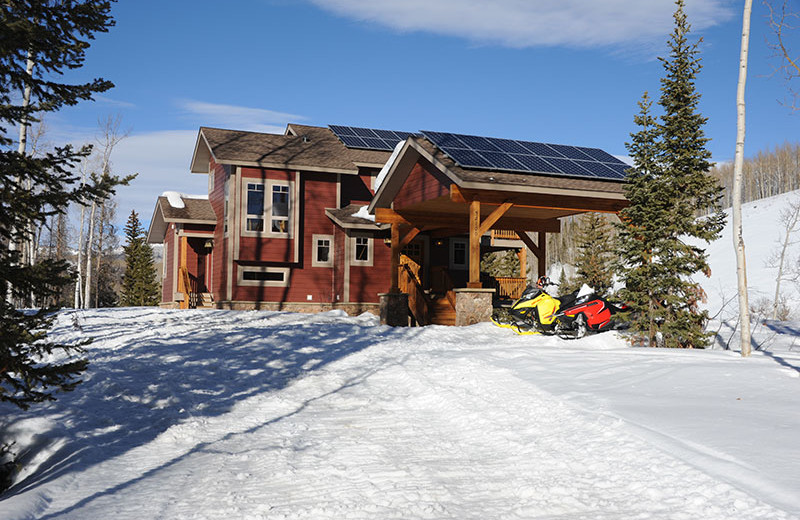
<box><xmin>518</xmin><ymin>247</ymin><xmax>527</xmax><ymax>279</ymax></box>
<box><xmin>179</xmin><ymin>235</ymin><xmax>188</xmax><ymax>309</ymax></box>
<box><xmin>468</xmin><ymin>198</ymin><xmax>481</xmax><ymax>288</ymax></box>
<box><xmin>515</xmin><ymin>230</ymin><xmax>547</xmax><ymax>280</ymax></box>
<box><xmin>537</xmin><ymin>231</ymin><xmax>546</xmax><ymax>278</ymax></box>
<box><xmin>390</xmin><ymin>222</ymin><xmax>400</xmax><ymax>293</ymax></box>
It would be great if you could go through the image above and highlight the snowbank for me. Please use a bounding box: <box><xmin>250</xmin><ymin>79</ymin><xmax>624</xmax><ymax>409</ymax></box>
<box><xmin>1</xmin><ymin>309</ymin><xmax>798</xmax><ymax>519</ymax></box>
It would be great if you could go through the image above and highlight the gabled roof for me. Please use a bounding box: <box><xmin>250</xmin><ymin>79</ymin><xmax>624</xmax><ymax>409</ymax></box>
<box><xmin>325</xmin><ymin>204</ymin><xmax>386</xmax><ymax>231</ymax></box>
<box><xmin>147</xmin><ymin>196</ymin><xmax>216</xmax><ymax>243</ymax></box>
<box><xmin>190</xmin><ymin>124</ymin><xmax>392</xmax><ymax>175</ymax></box>
<box><xmin>369</xmin><ymin>136</ymin><xmax>627</xmax><ymax>214</ymax></box>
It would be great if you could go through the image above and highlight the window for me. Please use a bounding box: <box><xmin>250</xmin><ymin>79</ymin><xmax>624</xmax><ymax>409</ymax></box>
<box><xmin>312</xmin><ymin>234</ymin><xmax>334</xmax><ymax>267</ymax></box>
<box><xmin>351</xmin><ymin>234</ymin><xmax>373</xmax><ymax>266</ymax></box>
<box><xmin>450</xmin><ymin>238</ymin><xmax>467</xmax><ymax>270</ymax></box>
<box><xmin>271</xmin><ymin>185</ymin><xmax>289</xmax><ymax>233</ymax></box>
<box><xmin>242</xmin><ymin>180</ymin><xmax>293</xmax><ymax>237</ymax></box>
<box><xmin>246</xmin><ymin>183</ymin><xmax>265</xmax><ymax>232</ymax></box>
<box><xmin>237</xmin><ymin>266</ymin><xmax>290</xmax><ymax>287</ymax></box>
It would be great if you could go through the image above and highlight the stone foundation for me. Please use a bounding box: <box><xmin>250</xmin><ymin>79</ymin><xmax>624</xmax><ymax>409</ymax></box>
<box><xmin>214</xmin><ymin>300</ymin><xmax>380</xmax><ymax>316</ymax></box>
<box><xmin>454</xmin><ymin>288</ymin><xmax>495</xmax><ymax>326</ymax></box>
<box><xmin>379</xmin><ymin>292</ymin><xmax>410</xmax><ymax>327</ymax></box>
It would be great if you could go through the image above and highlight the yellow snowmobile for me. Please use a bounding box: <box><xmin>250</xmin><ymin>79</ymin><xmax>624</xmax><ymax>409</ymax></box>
<box><xmin>492</xmin><ymin>276</ymin><xmax>579</xmax><ymax>335</ymax></box>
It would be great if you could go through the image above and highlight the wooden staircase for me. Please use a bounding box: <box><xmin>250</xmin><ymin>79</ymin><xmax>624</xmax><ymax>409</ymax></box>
<box><xmin>428</xmin><ymin>296</ymin><xmax>456</xmax><ymax>326</ymax></box>
<box><xmin>399</xmin><ymin>257</ymin><xmax>457</xmax><ymax>326</ymax></box>
<box><xmin>197</xmin><ymin>292</ymin><xmax>215</xmax><ymax>309</ymax></box>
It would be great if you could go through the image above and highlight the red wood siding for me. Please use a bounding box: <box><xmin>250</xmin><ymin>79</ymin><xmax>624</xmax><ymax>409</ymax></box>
<box><xmin>237</xmin><ymin>168</ymin><xmax>296</xmax><ymax>263</ymax></box>
<box><xmin>183</xmin><ymin>224</ymin><xmax>214</xmax><ymax>234</ymax></box>
<box><xmin>333</xmin><ymin>226</ymin><xmax>346</xmax><ymax>303</ymax></box>
<box><xmin>340</xmin><ymin>168</ymin><xmax>376</xmax><ymax>207</ymax></box>
<box><xmin>232</xmin><ymin>170</ymin><xmax>342</xmax><ymax>304</ymax></box>
<box><xmin>208</xmin><ymin>160</ymin><xmax>227</xmax><ymax>301</ymax></box>
<box><xmin>162</xmin><ymin>225</ymin><xmax>175</xmax><ymax>303</ymax></box>
<box><xmin>393</xmin><ymin>161</ymin><xmax>452</xmax><ymax>209</ymax></box>
<box><xmin>348</xmin><ymin>233</ymin><xmax>392</xmax><ymax>303</ymax></box>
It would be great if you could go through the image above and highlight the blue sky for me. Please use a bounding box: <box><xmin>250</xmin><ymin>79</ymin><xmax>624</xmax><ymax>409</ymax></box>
<box><xmin>49</xmin><ymin>0</ymin><xmax>798</xmax><ymax>226</ymax></box>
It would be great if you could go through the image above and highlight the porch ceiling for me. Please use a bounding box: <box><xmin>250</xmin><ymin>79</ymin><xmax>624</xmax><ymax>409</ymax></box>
<box><xmin>378</xmin><ymin>184</ymin><xmax>628</xmax><ymax>233</ymax></box>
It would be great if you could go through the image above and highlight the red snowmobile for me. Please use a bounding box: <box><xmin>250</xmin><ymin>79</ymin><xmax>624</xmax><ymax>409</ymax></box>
<box><xmin>554</xmin><ymin>289</ymin><xmax>629</xmax><ymax>339</ymax></box>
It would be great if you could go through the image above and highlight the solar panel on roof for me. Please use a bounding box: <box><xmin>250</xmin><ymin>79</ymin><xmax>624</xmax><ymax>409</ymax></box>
<box><xmin>329</xmin><ymin>125</ymin><xmax>419</xmax><ymax>151</ymax></box>
<box><xmin>420</xmin><ymin>130</ymin><xmax>628</xmax><ymax>181</ymax></box>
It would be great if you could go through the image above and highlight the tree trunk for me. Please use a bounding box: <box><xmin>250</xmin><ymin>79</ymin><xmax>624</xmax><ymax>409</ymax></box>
<box><xmin>75</xmin><ymin>201</ymin><xmax>85</xmax><ymax>308</ymax></box>
<box><xmin>733</xmin><ymin>0</ymin><xmax>753</xmax><ymax>357</ymax></box>
<box><xmin>84</xmin><ymin>200</ymin><xmax>97</xmax><ymax>309</ymax></box>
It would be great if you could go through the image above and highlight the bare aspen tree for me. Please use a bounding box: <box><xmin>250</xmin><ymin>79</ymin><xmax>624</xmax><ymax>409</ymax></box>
<box><xmin>74</xmin><ymin>156</ymin><xmax>90</xmax><ymax>308</ymax></box>
<box><xmin>733</xmin><ymin>0</ymin><xmax>753</xmax><ymax>356</ymax></box>
<box><xmin>766</xmin><ymin>0</ymin><xmax>799</xmax><ymax>110</ymax></box>
<box><xmin>83</xmin><ymin>115</ymin><xmax>128</xmax><ymax>308</ymax></box>
<box><xmin>767</xmin><ymin>197</ymin><xmax>800</xmax><ymax>319</ymax></box>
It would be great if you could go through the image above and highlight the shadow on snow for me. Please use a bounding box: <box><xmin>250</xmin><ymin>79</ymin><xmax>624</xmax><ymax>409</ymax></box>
<box><xmin>1</xmin><ymin>308</ymin><xmax>419</xmax><ymax>510</ymax></box>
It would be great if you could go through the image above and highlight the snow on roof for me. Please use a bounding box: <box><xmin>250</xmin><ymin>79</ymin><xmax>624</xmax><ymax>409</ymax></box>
<box><xmin>161</xmin><ymin>191</ymin><xmax>209</xmax><ymax>209</ymax></box>
<box><xmin>373</xmin><ymin>140</ymin><xmax>404</xmax><ymax>193</ymax></box>
<box><xmin>352</xmin><ymin>205</ymin><xmax>375</xmax><ymax>222</ymax></box>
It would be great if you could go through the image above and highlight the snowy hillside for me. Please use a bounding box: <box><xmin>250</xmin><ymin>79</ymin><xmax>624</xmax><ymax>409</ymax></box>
<box><xmin>1</xmin><ymin>192</ymin><xmax>799</xmax><ymax>519</ymax></box>
<box><xmin>702</xmin><ymin>190</ymin><xmax>800</xmax><ymax>319</ymax></box>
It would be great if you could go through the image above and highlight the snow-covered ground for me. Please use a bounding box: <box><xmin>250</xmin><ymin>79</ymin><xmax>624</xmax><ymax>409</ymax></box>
<box><xmin>1</xmin><ymin>192</ymin><xmax>799</xmax><ymax>519</ymax></box>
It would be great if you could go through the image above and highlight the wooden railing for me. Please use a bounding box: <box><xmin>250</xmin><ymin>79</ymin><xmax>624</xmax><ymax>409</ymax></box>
<box><xmin>491</xmin><ymin>229</ymin><xmax>518</xmax><ymax>240</ymax></box>
<box><xmin>178</xmin><ymin>267</ymin><xmax>199</xmax><ymax>309</ymax></box>
<box><xmin>494</xmin><ymin>276</ymin><xmax>527</xmax><ymax>299</ymax></box>
<box><xmin>399</xmin><ymin>264</ymin><xmax>429</xmax><ymax>326</ymax></box>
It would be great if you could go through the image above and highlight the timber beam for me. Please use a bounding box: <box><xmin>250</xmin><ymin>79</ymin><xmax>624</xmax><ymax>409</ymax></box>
<box><xmin>375</xmin><ymin>207</ymin><xmax>560</xmax><ymax>233</ymax></box>
<box><xmin>515</xmin><ymin>230</ymin><xmax>547</xmax><ymax>278</ymax></box>
<box><xmin>450</xmin><ymin>185</ymin><xmax>627</xmax><ymax>214</ymax></box>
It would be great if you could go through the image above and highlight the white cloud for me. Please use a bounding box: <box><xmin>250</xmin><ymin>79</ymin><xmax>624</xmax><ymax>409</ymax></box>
<box><xmin>109</xmin><ymin>130</ymin><xmax>208</xmax><ymax>226</ymax></box>
<box><xmin>177</xmin><ymin>100</ymin><xmax>307</xmax><ymax>134</ymax></box>
<box><xmin>308</xmin><ymin>0</ymin><xmax>734</xmax><ymax>48</ymax></box>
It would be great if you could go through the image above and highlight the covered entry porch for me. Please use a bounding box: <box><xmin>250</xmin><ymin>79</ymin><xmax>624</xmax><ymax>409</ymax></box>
<box><xmin>369</xmin><ymin>136</ymin><xmax>628</xmax><ymax>326</ymax></box>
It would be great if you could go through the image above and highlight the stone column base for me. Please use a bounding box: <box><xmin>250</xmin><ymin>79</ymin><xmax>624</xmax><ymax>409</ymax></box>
<box><xmin>379</xmin><ymin>292</ymin><xmax>409</xmax><ymax>327</ymax></box>
<box><xmin>454</xmin><ymin>288</ymin><xmax>495</xmax><ymax>326</ymax></box>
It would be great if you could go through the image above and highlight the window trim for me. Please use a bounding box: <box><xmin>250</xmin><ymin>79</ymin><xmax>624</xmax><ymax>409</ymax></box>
<box><xmin>350</xmin><ymin>233</ymin><xmax>373</xmax><ymax>267</ymax></box>
<box><xmin>237</xmin><ymin>265</ymin><xmax>290</xmax><ymax>287</ymax></box>
<box><xmin>241</xmin><ymin>179</ymin><xmax>295</xmax><ymax>239</ymax></box>
<box><xmin>449</xmin><ymin>238</ymin><xmax>468</xmax><ymax>271</ymax></box>
<box><xmin>312</xmin><ymin>234</ymin><xmax>334</xmax><ymax>268</ymax></box>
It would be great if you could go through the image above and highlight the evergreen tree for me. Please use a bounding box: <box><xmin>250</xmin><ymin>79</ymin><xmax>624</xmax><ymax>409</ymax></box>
<box><xmin>616</xmin><ymin>1</ymin><xmax>725</xmax><ymax>348</ymax></box>
<box><xmin>120</xmin><ymin>210</ymin><xmax>160</xmax><ymax>306</ymax></box>
<box><xmin>0</xmin><ymin>1</ymin><xmax>121</xmax><ymax>410</ymax></box>
<box><xmin>570</xmin><ymin>212</ymin><xmax>615</xmax><ymax>297</ymax></box>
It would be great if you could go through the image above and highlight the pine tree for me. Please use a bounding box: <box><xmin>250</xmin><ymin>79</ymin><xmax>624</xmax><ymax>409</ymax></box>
<box><xmin>570</xmin><ymin>212</ymin><xmax>615</xmax><ymax>297</ymax></box>
<box><xmin>0</xmin><ymin>1</ymin><xmax>121</xmax><ymax>410</ymax></box>
<box><xmin>120</xmin><ymin>210</ymin><xmax>160</xmax><ymax>307</ymax></box>
<box><xmin>616</xmin><ymin>1</ymin><xmax>725</xmax><ymax>348</ymax></box>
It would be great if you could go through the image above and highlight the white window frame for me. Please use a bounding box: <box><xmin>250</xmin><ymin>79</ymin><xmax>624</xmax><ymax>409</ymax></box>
<box><xmin>350</xmin><ymin>233</ymin><xmax>373</xmax><ymax>267</ymax></box>
<box><xmin>241</xmin><ymin>179</ymin><xmax>294</xmax><ymax>238</ymax></box>
<box><xmin>237</xmin><ymin>266</ymin><xmax>290</xmax><ymax>287</ymax></box>
<box><xmin>449</xmin><ymin>238</ymin><xmax>468</xmax><ymax>270</ymax></box>
<box><xmin>312</xmin><ymin>234</ymin><xmax>334</xmax><ymax>268</ymax></box>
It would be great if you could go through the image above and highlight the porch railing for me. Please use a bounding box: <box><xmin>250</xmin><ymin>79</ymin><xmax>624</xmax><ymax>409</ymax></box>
<box><xmin>494</xmin><ymin>276</ymin><xmax>527</xmax><ymax>300</ymax></box>
<box><xmin>178</xmin><ymin>267</ymin><xmax>199</xmax><ymax>309</ymax></box>
<box><xmin>491</xmin><ymin>229</ymin><xmax>518</xmax><ymax>240</ymax></box>
<box><xmin>399</xmin><ymin>263</ymin><xmax>429</xmax><ymax>326</ymax></box>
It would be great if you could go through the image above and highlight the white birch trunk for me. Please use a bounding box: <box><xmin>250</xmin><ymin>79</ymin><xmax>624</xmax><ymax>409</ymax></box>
<box><xmin>733</xmin><ymin>0</ymin><xmax>753</xmax><ymax>357</ymax></box>
<box><xmin>772</xmin><ymin>200</ymin><xmax>800</xmax><ymax>319</ymax></box>
<box><xmin>75</xmin><ymin>201</ymin><xmax>86</xmax><ymax>308</ymax></box>
<box><xmin>7</xmin><ymin>52</ymin><xmax>35</xmax><ymax>305</ymax></box>
<box><xmin>84</xmin><ymin>200</ymin><xmax>97</xmax><ymax>309</ymax></box>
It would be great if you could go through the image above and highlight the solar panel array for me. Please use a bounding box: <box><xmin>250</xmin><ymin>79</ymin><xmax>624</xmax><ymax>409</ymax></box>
<box><xmin>420</xmin><ymin>131</ymin><xmax>629</xmax><ymax>180</ymax></box>
<box><xmin>329</xmin><ymin>125</ymin><xmax>418</xmax><ymax>152</ymax></box>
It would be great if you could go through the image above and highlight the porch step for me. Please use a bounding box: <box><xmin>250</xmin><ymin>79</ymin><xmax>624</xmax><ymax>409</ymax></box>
<box><xmin>197</xmin><ymin>292</ymin><xmax>215</xmax><ymax>309</ymax></box>
<box><xmin>429</xmin><ymin>297</ymin><xmax>456</xmax><ymax>326</ymax></box>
